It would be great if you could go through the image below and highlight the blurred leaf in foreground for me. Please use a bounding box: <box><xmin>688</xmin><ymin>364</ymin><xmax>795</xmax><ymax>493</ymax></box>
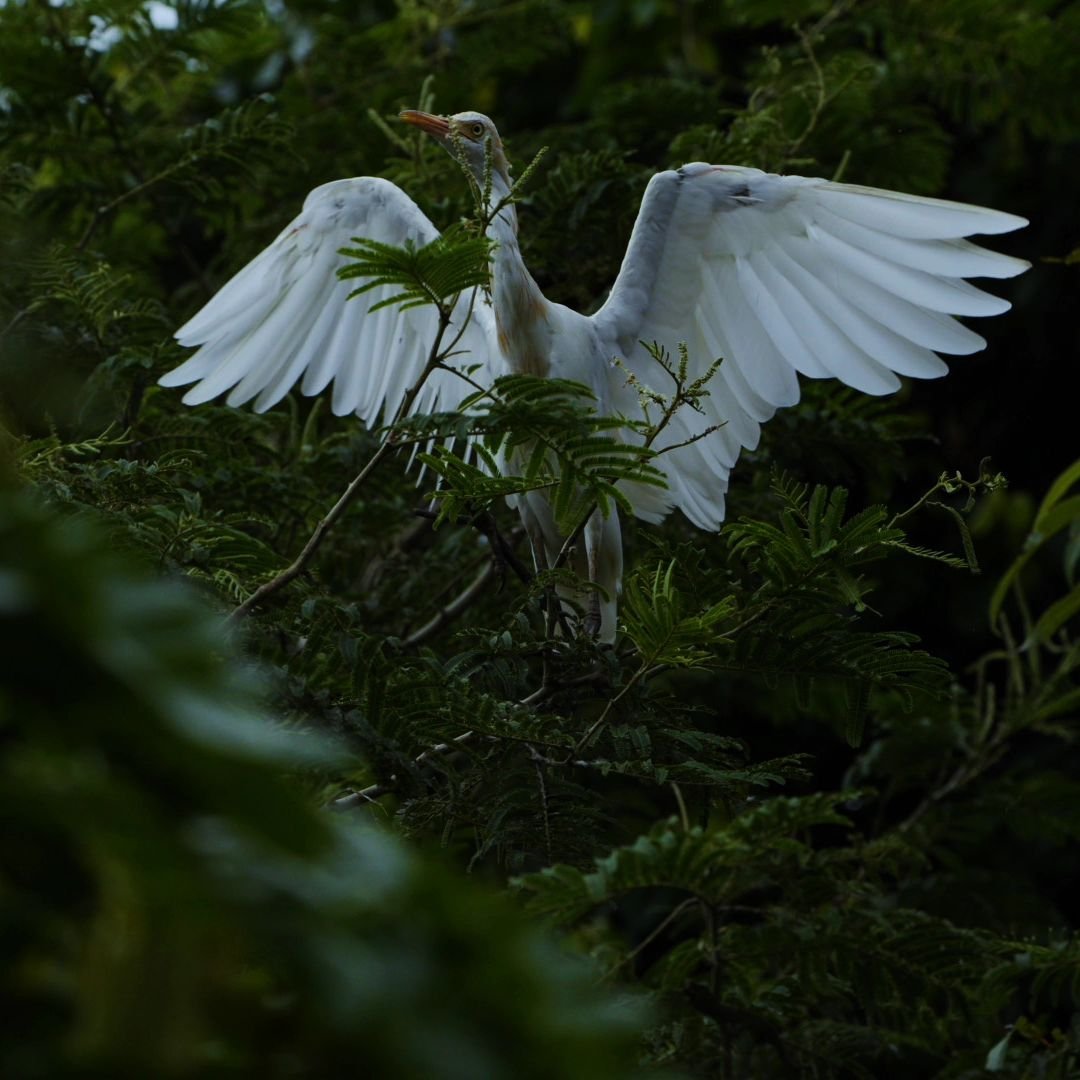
<box><xmin>0</xmin><ymin>486</ymin><xmax>640</xmax><ymax>1079</ymax></box>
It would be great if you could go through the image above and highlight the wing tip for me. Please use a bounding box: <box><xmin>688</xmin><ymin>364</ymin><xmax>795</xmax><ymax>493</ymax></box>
<box><xmin>180</xmin><ymin>384</ymin><xmax>216</xmax><ymax>406</ymax></box>
<box><xmin>1001</xmin><ymin>255</ymin><xmax>1032</xmax><ymax>278</ymax></box>
<box><xmin>983</xmin><ymin>210</ymin><xmax>1029</xmax><ymax>235</ymax></box>
<box><xmin>159</xmin><ymin>356</ymin><xmax>204</xmax><ymax>389</ymax></box>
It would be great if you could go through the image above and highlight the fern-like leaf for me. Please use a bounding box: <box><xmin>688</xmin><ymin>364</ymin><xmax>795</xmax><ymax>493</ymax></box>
<box><xmin>338</xmin><ymin>226</ymin><xmax>493</xmax><ymax>312</ymax></box>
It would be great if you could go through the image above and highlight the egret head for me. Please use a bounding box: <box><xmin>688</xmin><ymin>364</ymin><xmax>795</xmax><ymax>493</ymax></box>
<box><xmin>399</xmin><ymin>109</ymin><xmax>511</xmax><ymax>188</ymax></box>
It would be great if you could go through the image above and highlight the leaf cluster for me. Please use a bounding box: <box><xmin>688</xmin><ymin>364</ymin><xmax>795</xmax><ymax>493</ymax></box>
<box><xmin>419</xmin><ymin>374</ymin><xmax>665</xmax><ymax>535</ymax></box>
<box><xmin>339</xmin><ymin>224</ymin><xmax>494</xmax><ymax>314</ymax></box>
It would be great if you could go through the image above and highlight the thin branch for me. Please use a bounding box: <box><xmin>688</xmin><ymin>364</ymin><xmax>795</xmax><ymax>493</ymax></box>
<box><xmin>330</xmin><ymin>667</ymin><xmax>608</xmax><ymax>810</ymax></box>
<box><xmin>475</xmin><ymin>513</ymin><xmax>533</xmax><ymax>585</ymax></box>
<box><xmin>808</xmin><ymin>0</ymin><xmax>858</xmax><ymax>39</ymax></box>
<box><xmin>889</xmin><ymin>476</ymin><xmax>952</xmax><ymax>527</ymax></box>
<box><xmin>358</xmin><ymin>513</ymin><xmax>433</xmax><ymax>591</ymax></box>
<box><xmin>75</xmin><ymin>161</ymin><xmax>193</xmax><ymax>251</ymax></box>
<box><xmin>533</xmin><ymin>756</ymin><xmax>553</xmax><ymax>863</ymax></box>
<box><xmin>785</xmin><ymin>24</ymin><xmax>828</xmax><ymax>164</ymax></box>
<box><xmin>0</xmin><ymin>308</ymin><xmax>29</xmax><ymax>344</ymax></box>
<box><xmin>672</xmin><ymin>781</ymin><xmax>691</xmax><ymax>832</ymax></box>
<box><xmin>652</xmin><ymin>424</ymin><xmax>725</xmax><ymax>457</ymax></box>
<box><xmin>329</xmin><ymin>729</ymin><xmax>479</xmax><ymax>811</ymax></box>
<box><xmin>599</xmin><ymin>897</ymin><xmax>698</xmax><ymax>983</ymax></box>
<box><xmin>889</xmin><ymin>465</ymin><xmax>1000</xmax><ymax>530</ymax></box>
<box><xmin>227</xmin><ymin>435</ymin><xmax>392</xmax><ymax>623</ymax></box>
<box><xmin>412</xmin><ymin>509</ymin><xmax>532</xmax><ymax>585</ymax></box>
<box><xmin>570</xmin><ymin>662</ymin><xmax>651</xmax><ymax>758</ymax></box>
<box><xmin>897</xmin><ymin>654</ymin><xmax>1024</xmax><ymax>836</ymax></box>
<box><xmin>436</xmin><ymin>357</ymin><xmax>493</xmax><ymax>399</ymax></box>
<box><xmin>228</xmin><ymin>307</ymin><xmax>454</xmax><ymax>623</ymax></box>
<box><xmin>402</xmin><ymin>559</ymin><xmax>495</xmax><ymax>646</ymax></box>
<box><xmin>551</xmin><ymin>514</ymin><xmax>589</xmax><ymax>573</ymax></box>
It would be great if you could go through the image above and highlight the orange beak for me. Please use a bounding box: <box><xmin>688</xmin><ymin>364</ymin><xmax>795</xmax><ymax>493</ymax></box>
<box><xmin>399</xmin><ymin>110</ymin><xmax>451</xmax><ymax>139</ymax></box>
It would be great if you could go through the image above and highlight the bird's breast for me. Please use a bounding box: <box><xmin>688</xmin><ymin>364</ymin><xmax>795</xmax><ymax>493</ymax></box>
<box><xmin>494</xmin><ymin>292</ymin><xmax>554</xmax><ymax>379</ymax></box>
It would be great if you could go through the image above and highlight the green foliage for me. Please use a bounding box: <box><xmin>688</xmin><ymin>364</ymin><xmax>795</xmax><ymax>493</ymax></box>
<box><xmin>991</xmin><ymin>458</ymin><xmax>1080</xmax><ymax>647</ymax></box>
<box><xmin>418</xmin><ymin>374</ymin><xmax>666</xmax><ymax>534</ymax></box>
<box><xmin>0</xmin><ymin>488</ymin><xmax>640</xmax><ymax>1078</ymax></box>
<box><xmin>621</xmin><ymin>560</ymin><xmax>736</xmax><ymax>669</ymax></box>
<box><xmin>1</xmin><ymin>0</ymin><xmax>1076</xmax><ymax>1077</ymax></box>
<box><xmin>26</xmin><ymin>245</ymin><xmax>168</xmax><ymax>343</ymax></box>
<box><xmin>340</xmin><ymin>225</ymin><xmax>494</xmax><ymax>313</ymax></box>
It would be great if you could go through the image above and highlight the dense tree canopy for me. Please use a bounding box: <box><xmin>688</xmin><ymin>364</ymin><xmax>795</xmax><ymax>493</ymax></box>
<box><xmin>2</xmin><ymin>1</ymin><xmax>1078</xmax><ymax>1077</ymax></box>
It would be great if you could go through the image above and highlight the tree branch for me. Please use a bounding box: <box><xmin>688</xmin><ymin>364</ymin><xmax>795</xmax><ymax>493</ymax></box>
<box><xmin>402</xmin><ymin>559</ymin><xmax>495</xmax><ymax>646</ymax></box>
<box><xmin>228</xmin><ymin>307</ymin><xmax>454</xmax><ymax>623</ymax></box>
<box><xmin>329</xmin><ymin>729</ymin><xmax>479</xmax><ymax>810</ymax></box>
<box><xmin>329</xmin><ymin>669</ymin><xmax>608</xmax><ymax>810</ymax></box>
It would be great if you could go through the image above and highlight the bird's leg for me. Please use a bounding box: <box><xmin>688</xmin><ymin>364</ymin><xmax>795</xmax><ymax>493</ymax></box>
<box><xmin>515</xmin><ymin>493</ymin><xmax>565</xmax><ymax>637</ymax></box>
<box><xmin>581</xmin><ymin>509</ymin><xmax>606</xmax><ymax>639</ymax></box>
<box><xmin>582</xmin><ymin>599</ymin><xmax>602</xmax><ymax>640</ymax></box>
<box><xmin>582</xmin><ymin>508</ymin><xmax>622</xmax><ymax>644</ymax></box>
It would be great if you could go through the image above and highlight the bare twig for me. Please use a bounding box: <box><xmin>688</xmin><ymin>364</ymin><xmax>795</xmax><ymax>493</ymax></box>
<box><xmin>228</xmin><ymin>437</ymin><xmax>395</xmax><ymax>622</ymax></box>
<box><xmin>672</xmin><ymin>781</ymin><xmax>691</xmax><ymax>832</ymax></box>
<box><xmin>897</xmin><ymin>683</ymin><xmax>1011</xmax><ymax>835</ymax></box>
<box><xmin>599</xmin><ymin>897</ymin><xmax>698</xmax><ymax>983</ymax></box>
<box><xmin>358</xmin><ymin>514</ymin><xmax>433</xmax><ymax>591</ymax></box>
<box><xmin>533</xmin><ymin>756</ymin><xmax>553</xmax><ymax>863</ymax></box>
<box><xmin>652</xmin><ymin>424</ymin><xmax>725</xmax><ymax>457</ymax></box>
<box><xmin>330</xmin><ymin>667</ymin><xmax>608</xmax><ymax>810</ymax></box>
<box><xmin>571</xmin><ymin>662</ymin><xmax>651</xmax><ymax>758</ymax></box>
<box><xmin>551</xmin><ymin>515</ymin><xmax>588</xmax><ymax>573</ymax></box>
<box><xmin>329</xmin><ymin>729</ymin><xmax>479</xmax><ymax>811</ymax></box>
<box><xmin>228</xmin><ymin>308</ymin><xmax>454</xmax><ymax>623</ymax></box>
<box><xmin>402</xmin><ymin>560</ymin><xmax>495</xmax><ymax>646</ymax></box>
<box><xmin>474</xmin><ymin>513</ymin><xmax>533</xmax><ymax>585</ymax></box>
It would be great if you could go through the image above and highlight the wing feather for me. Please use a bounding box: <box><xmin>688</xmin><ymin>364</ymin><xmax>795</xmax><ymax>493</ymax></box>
<box><xmin>181</xmin><ymin>278</ymin><xmax>313</xmax><ymax>406</ymax></box>
<box><xmin>738</xmin><ymin>254</ymin><xmax>831</xmax><ymax>379</ymax></box>
<box><xmin>296</xmin><ymin>279</ymin><xmax>358</xmax><ymax>396</ymax></box>
<box><xmin>812</xmin><ymin>204</ymin><xmax>1030</xmax><ymax>279</ymax></box>
<box><xmin>593</xmin><ymin>164</ymin><xmax>1028</xmax><ymax>528</ymax></box>
<box><xmin>709</xmin><ymin>259</ymin><xmax>801</xmax><ymax>408</ymax></box>
<box><xmin>328</xmin><ymin>297</ymin><xmax>375</xmax><ymax>417</ymax></box>
<box><xmin>814</xmin><ymin>183</ymin><xmax>1027</xmax><ymax>239</ymax></box>
<box><xmin>693</xmin><ymin>309</ymin><xmax>771</xmax><ymax>436</ymax></box>
<box><xmin>808</xmin><ymin>227</ymin><xmax>1011</xmax><ymax>317</ymax></box>
<box><xmin>172</xmin><ymin>244</ymin><xmax>284</xmax><ymax>346</ymax></box>
<box><xmin>161</xmin><ymin>177</ymin><xmax>493</xmax><ymax>426</ymax></box>
<box><xmin>769</xmin><ymin>242</ymin><xmax>947</xmax><ymax>381</ymax></box>
<box><xmin>226</xmin><ymin>256</ymin><xmax>332</xmax><ymax>409</ymax></box>
<box><xmin>796</xmin><ymin>247</ymin><xmax>990</xmax><ymax>355</ymax></box>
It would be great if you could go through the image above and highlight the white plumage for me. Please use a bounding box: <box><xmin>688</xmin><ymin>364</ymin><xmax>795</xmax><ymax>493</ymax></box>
<box><xmin>163</xmin><ymin>177</ymin><xmax>495</xmax><ymax>424</ymax></box>
<box><xmin>161</xmin><ymin>111</ymin><xmax>1029</xmax><ymax>640</ymax></box>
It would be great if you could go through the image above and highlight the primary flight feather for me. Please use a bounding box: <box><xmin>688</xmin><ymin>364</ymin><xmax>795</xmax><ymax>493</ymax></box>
<box><xmin>161</xmin><ymin>109</ymin><xmax>1029</xmax><ymax>640</ymax></box>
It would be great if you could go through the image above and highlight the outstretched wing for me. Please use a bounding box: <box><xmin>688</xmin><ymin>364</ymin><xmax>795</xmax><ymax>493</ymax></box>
<box><xmin>160</xmin><ymin>177</ymin><xmax>494</xmax><ymax>425</ymax></box>
<box><xmin>591</xmin><ymin>163</ymin><xmax>1029</xmax><ymax>530</ymax></box>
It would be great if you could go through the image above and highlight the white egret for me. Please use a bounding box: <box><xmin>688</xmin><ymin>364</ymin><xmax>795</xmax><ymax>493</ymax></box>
<box><xmin>160</xmin><ymin>109</ymin><xmax>1029</xmax><ymax>639</ymax></box>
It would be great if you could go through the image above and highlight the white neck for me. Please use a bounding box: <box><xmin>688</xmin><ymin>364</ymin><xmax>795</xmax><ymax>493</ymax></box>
<box><xmin>483</xmin><ymin>173</ymin><xmax>550</xmax><ymax>377</ymax></box>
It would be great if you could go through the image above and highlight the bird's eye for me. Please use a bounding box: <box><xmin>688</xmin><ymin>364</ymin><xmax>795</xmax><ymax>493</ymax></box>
<box><xmin>470</xmin><ymin>123</ymin><xmax>485</xmax><ymax>137</ymax></box>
